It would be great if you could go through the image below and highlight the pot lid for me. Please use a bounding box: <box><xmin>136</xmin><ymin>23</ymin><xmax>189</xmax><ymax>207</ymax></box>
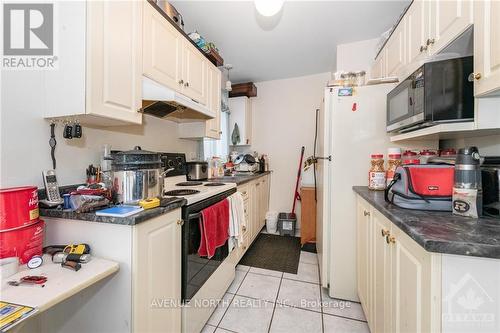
<box><xmin>112</xmin><ymin>146</ymin><xmax>162</xmax><ymax>167</ymax></box>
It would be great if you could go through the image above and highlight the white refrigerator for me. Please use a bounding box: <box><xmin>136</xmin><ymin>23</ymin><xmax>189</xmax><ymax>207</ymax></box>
<box><xmin>315</xmin><ymin>83</ymin><xmax>397</xmax><ymax>302</ymax></box>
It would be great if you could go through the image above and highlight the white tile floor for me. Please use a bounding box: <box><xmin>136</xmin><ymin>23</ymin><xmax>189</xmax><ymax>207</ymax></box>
<box><xmin>202</xmin><ymin>250</ymin><xmax>370</xmax><ymax>333</ymax></box>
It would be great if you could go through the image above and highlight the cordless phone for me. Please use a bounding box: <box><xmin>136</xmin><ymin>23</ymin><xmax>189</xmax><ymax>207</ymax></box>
<box><xmin>41</xmin><ymin>170</ymin><xmax>64</xmax><ymax>207</ymax></box>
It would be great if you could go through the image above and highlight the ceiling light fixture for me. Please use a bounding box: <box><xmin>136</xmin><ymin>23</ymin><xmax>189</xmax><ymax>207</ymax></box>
<box><xmin>254</xmin><ymin>0</ymin><xmax>284</xmax><ymax>17</ymax></box>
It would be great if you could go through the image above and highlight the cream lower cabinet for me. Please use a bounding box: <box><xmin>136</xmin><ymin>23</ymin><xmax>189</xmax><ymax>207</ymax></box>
<box><xmin>132</xmin><ymin>210</ymin><xmax>182</xmax><ymax>332</ymax></box>
<box><xmin>357</xmin><ymin>196</ymin><xmax>441</xmax><ymax>333</ymax></box>
<box><xmin>237</xmin><ymin>175</ymin><xmax>271</xmax><ymax>259</ymax></box>
<box><xmin>473</xmin><ymin>0</ymin><xmax>500</xmax><ymax>96</ymax></box>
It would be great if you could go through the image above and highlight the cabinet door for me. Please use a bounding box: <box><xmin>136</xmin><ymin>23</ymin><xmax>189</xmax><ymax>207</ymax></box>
<box><xmin>406</xmin><ymin>0</ymin><xmax>428</xmax><ymax>66</ymax></box>
<box><xmin>86</xmin><ymin>0</ymin><xmax>142</xmax><ymax>124</ymax></box>
<box><xmin>206</xmin><ymin>65</ymin><xmax>222</xmax><ymax>139</ymax></box>
<box><xmin>390</xmin><ymin>223</ymin><xmax>440</xmax><ymax>333</ymax></box>
<box><xmin>356</xmin><ymin>198</ymin><xmax>372</xmax><ymax>326</ymax></box>
<box><xmin>372</xmin><ymin>211</ymin><xmax>392</xmax><ymax>333</ymax></box>
<box><xmin>474</xmin><ymin>0</ymin><xmax>500</xmax><ymax>96</ymax></box>
<box><xmin>386</xmin><ymin>18</ymin><xmax>407</xmax><ymax>77</ymax></box>
<box><xmin>132</xmin><ymin>211</ymin><xmax>182</xmax><ymax>332</ymax></box>
<box><xmin>371</xmin><ymin>50</ymin><xmax>387</xmax><ymax>79</ymax></box>
<box><xmin>182</xmin><ymin>42</ymin><xmax>207</xmax><ymax>105</ymax></box>
<box><xmin>429</xmin><ymin>0</ymin><xmax>472</xmax><ymax>54</ymax></box>
<box><xmin>143</xmin><ymin>2</ymin><xmax>182</xmax><ymax>93</ymax></box>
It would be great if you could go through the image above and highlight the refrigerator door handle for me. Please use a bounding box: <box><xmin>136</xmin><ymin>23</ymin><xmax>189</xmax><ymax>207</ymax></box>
<box><xmin>315</xmin><ymin>155</ymin><xmax>332</xmax><ymax>161</ymax></box>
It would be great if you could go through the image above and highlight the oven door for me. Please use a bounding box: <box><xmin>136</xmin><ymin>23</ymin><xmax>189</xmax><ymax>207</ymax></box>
<box><xmin>386</xmin><ymin>73</ymin><xmax>421</xmax><ymax>132</ymax></box>
<box><xmin>181</xmin><ymin>190</ymin><xmax>235</xmax><ymax>302</ymax></box>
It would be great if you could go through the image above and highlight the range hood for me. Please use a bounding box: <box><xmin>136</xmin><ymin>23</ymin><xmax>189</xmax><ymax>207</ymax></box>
<box><xmin>142</xmin><ymin>77</ymin><xmax>214</xmax><ymax>121</ymax></box>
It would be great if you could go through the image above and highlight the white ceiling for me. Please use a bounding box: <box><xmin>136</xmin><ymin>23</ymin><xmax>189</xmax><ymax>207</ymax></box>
<box><xmin>171</xmin><ymin>0</ymin><xmax>410</xmax><ymax>83</ymax></box>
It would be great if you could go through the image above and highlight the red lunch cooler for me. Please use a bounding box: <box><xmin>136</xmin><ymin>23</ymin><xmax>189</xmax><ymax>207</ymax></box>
<box><xmin>0</xmin><ymin>186</ymin><xmax>45</xmax><ymax>264</ymax></box>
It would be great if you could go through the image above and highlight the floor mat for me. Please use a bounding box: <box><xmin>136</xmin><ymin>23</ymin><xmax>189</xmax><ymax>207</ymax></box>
<box><xmin>239</xmin><ymin>233</ymin><xmax>301</xmax><ymax>274</ymax></box>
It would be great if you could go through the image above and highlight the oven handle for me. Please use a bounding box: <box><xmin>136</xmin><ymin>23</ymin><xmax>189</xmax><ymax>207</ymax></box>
<box><xmin>187</xmin><ymin>212</ymin><xmax>202</xmax><ymax>220</ymax></box>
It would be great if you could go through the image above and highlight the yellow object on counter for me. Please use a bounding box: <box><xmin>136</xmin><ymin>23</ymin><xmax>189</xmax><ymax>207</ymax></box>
<box><xmin>139</xmin><ymin>197</ymin><xmax>160</xmax><ymax>209</ymax></box>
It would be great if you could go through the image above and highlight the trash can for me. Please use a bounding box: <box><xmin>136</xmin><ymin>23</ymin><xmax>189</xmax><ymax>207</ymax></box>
<box><xmin>278</xmin><ymin>212</ymin><xmax>297</xmax><ymax>236</ymax></box>
<box><xmin>265</xmin><ymin>212</ymin><xmax>279</xmax><ymax>234</ymax></box>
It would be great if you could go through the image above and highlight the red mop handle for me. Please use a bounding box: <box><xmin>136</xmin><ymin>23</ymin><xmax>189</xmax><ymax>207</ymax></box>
<box><xmin>292</xmin><ymin>146</ymin><xmax>305</xmax><ymax>215</ymax></box>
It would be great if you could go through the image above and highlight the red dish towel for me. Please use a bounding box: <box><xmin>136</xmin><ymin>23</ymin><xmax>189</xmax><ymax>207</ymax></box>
<box><xmin>198</xmin><ymin>199</ymin><xmax>229</xmax><ymax>258</ymax></box>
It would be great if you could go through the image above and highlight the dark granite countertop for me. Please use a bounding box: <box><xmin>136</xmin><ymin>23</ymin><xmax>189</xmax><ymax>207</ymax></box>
<box><xmin>353</xmin><ymin>186</ymin><xmax>500</xmax><ymax>259</ymax></box>
<box><xmin>206</xmin><ymin>171</ymin><xmax>272</xmax><ymax>186</ymax></box>
<box><xmin>39</xmin><ymin>197</ymin><xmax>186</xmax><ymax>226</ymax></box>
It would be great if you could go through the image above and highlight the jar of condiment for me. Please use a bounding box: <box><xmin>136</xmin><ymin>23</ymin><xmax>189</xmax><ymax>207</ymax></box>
<box><xmin>402</xmin><ymin>150</ymin><xmax>420</xmax><ymax>165</ymax></box>
<box><xmin>419</xmin><ymin>149</ymin><xmax>437</xmax><ymax>164</ymax></box>
<box><xmin>386</xmin><ymin>153</ymin><xmax>402</xmax><ymax>186</ymax></box>
<box><xmin>369</xmin><ymin>154</ymin><xmax>386</xmax><ymax>190</ymax></box>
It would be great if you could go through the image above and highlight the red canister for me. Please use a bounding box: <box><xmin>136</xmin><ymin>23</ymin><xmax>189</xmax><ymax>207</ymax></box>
<box><xmin>0</xmin><ymin>186</ymin><xmax>39</xmax><ymax>231</ymax></box>
<box><xmin>0</xmin><ymin>219</ymin><xmax>44</xmax><ymax>264</ymax></box>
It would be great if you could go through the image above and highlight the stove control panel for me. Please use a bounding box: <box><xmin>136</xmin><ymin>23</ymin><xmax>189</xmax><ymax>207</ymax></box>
<box><xmin>159</xmin><ymin>153</ymin><xmax>186</xmax><ymax>177</ymax></box>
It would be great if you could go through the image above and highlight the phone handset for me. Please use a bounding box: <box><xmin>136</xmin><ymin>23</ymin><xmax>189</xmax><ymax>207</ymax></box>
<box><xmin>41</xmin><ymin>170</ymin><xmax>64</xmax><ymax>207</ymax></box>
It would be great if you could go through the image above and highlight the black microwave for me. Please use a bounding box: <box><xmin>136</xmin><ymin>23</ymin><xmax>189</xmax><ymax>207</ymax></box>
<box><xmin>386</xmin><ymin>56</ymin><xmax>474</xmax><ymax>133</ymax></box>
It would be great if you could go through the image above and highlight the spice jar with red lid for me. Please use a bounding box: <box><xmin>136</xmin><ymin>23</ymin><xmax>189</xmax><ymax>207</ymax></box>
<box><xmin>402</xmin><ymin>150</ymin><xmax>420</xmax><ymax>165</ymax></box>
<box><xmin>420</xmin><ymin>149</ymin><xmax>437</xmax><ymax>164</ymax></box>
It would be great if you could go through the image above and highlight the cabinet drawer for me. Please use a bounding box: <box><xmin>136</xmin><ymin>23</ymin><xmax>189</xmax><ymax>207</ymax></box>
<box><xmin>239</xmin><ymin>186</ymin><xmax>250</xmax><ymax>200</ymax></box>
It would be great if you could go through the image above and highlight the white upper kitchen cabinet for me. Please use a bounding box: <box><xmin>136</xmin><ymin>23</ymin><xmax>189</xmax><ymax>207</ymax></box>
<box><xmin>143</xmin><ymin>1</ymin><xmax>182</xmax><ymax>92</ymax></box>
<box><xmin>406</xmin><ymin>0</ymin><xmax>428</xmax><ymax>68</ymax></box>
<box><xmin>178</xmin><ymin>64</ymin><xmax>222</xmax><ymax>139</ymax></box>
<box><xmin>182</xmin><ymin>42</ymin><xmax>208</xmax><ymax>105</ymax></box>
<box><xmin>44</xmin><ymin>1</ymin><xmax>142</xmax><ymax>126</ymax></box>
<box><xmin>229</xmin><ymin>97</ymin><xmax>252</xmax><ymax>146</ymax></box>
<box><xmin>371</xmin><ymin>49</ymin><xmax>387</xmax><ymax>79</ymax></box>
<box><xmin>473</xmin><ymin>0</ymin><xmax>500</xmax><ymax>96</ymax></box>
<box><xmin>385</xmin><ymin>17</ymin><xmax>407</xmax><ymax>78</ymax></box>
<box><xmin>428</xmin><ymin>0</ymin><xmax>473</xmax><ymax>54</ymax></box>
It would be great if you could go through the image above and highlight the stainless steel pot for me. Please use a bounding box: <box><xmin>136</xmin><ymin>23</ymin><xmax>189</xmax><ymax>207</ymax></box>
<box><xmin>111</xmin><ymin>147</ymin><xmax>164</xmax><ymax>204</ymax></box>
<box><xmin>113</xmin><ymin>169</ymin><xmax>162</xmax><ymax>204</ymax></box>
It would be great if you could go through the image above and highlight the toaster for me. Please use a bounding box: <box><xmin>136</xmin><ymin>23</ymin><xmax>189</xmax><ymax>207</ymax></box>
<box><xmin>481</xmin><ymin>156</ymin><xmax>500</xmax><ymax>218</ymax></box>
<box><xmin>186</xmin><ymin>161</ymin><xmax>208</xmax><ymax>181</ymax></box>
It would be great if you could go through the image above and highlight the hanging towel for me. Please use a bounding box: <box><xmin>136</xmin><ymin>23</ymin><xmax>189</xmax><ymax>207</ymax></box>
<box><xmin>229</xmin><ymin>192</ymin><xmax>246</xmax><ymax>243</ymax></box>
<box><xmin>198</xmin><ymin>199</ymin><xmax>230</xmax><ymax>258</ymax></box>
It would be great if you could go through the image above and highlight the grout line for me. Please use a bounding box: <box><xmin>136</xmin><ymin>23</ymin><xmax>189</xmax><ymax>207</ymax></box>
<box><xmin>214</xmin><ymin>269</ymin><xmax>250</xmax><ymax>329</ymax></box>
<box><xmin>281</xmin><ymin>276</ymin><xmax>320</xmax><ymax>285</ymax></box>
<box><xmin>245</xmin><ymin>270</ymin><xmax>283</xmax><ymax>279</ymax></box>
<box><xmin>267</xmin><ymin>270</ymin><xmax>283</xmax><ymax>333</ymax></box>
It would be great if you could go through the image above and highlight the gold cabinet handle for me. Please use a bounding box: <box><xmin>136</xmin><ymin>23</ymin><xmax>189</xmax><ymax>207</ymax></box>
<box><xmin>363</xmin><ymin>211</ymin><xmax>370</xmax><ymax>217</ymax></box>
<box><xmin>468</xmin><ymin>72</ymin><xmax>482</xmax><ymax>82</ymax></box>
<box><xmin>184</xmin><ymin>82</ymin><xmax>190</xmax><ymax>87</ymax></box>
<box><xmin>386</xmin><ymin>235</ymin><xmax>396</xmax><ymax>244</ymax></box>
<box><xmin>178</xmin><ymin>79</ymin><xmax>184</xmax><ymax>85</ymax></box>
<box><xmin>177</xmin><ymin>219</ymin><xmax>184</xmax><ymax>226</ymax></box>
<box><xmin>426</xmin><ymin>38</ymin><xmax>435</xmax><ymax>46</ymax></box>
<box><xmin>381</xmin><ymin>229</ymin><xmax>390</xmax><ymax>237</ymax></box>
<box><xmin>242</xmin><ymin>226</ymin><xmax>247</xmax><ymax>232</ymax></box>
<box><xmin>420</xmin><ymin>45</ymin><xmax>428</xmax><ymax>52</ymax></box>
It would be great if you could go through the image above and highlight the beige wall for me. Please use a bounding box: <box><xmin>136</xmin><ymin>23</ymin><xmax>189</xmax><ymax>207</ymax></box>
<box><xmin>0</xmin><ymin>71</ymin><xmax>199</xmax><ymax>188</ymax></box>
<box><xmin>250</xmin><ymin>72</ymin><xmax>330</xmax><ymax>231</ymax></box>
<box><xmin>336</xmin><ymin>38</ymin><xmax>379</xmax><ymax>76</ymax></box>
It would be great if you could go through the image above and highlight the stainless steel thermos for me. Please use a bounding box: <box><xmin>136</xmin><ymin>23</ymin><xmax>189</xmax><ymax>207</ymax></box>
<box><xmin>453</xmin><ymin>147</ymin><xmax>483</xmax><ymax>218</ymax></box>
